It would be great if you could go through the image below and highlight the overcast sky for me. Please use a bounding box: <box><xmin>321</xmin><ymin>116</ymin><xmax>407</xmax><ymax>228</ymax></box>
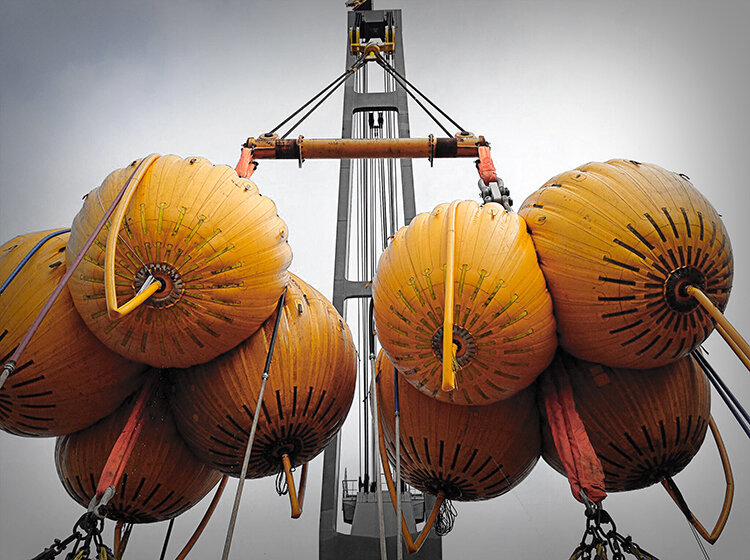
<box><xmin>1</xmin><ymin>1</ymin><xmax>749</xmax><ymax>558</ymax></box>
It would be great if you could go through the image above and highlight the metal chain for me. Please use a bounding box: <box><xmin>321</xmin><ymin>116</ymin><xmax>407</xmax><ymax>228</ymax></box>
<box><xmin>569</xmin><ymin>501</ymin><xmax>660</xmax><ymax>560</ymax></box>
<box><xmin>31</xmin><ymin>513</ymin><xmax>114</xmax><ymax>560</ymax></box>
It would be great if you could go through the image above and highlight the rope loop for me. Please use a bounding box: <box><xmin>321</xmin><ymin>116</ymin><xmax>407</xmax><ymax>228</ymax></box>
<box><xmin>434</xmin><ymin>498</ymin><xmax>457</xmax><ymax>536</ymax></box>
<box><xmin>275</xmin><ymin>469</ymin><xmax>289</xmax><ymax>496</ymax></box>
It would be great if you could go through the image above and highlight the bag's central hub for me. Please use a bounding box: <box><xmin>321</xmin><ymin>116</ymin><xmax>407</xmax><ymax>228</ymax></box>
<box><xmin>133</xmin><ymin>263</ymin><xmax>184</xmax><ymax>308</ymax></box>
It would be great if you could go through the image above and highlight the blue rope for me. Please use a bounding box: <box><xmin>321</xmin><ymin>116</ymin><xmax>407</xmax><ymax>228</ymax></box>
<box><xmin>0</xmin><ymin>229</ymin><xmax>70</xmax><ymax>295</ymax></box>
<box><xmin>393</xmin><ymin>366</ymin><xmax>400</xmax><ymax>413</ymax></box>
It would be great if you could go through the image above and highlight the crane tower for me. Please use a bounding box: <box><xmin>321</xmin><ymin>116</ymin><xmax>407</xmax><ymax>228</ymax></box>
<box><xmin>319</xmin><ymin>4</ymin><xmax>442</xmax><ymax>558</ymax></box>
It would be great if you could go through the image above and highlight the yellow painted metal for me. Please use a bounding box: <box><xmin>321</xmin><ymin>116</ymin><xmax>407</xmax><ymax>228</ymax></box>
<box><xmin>0</xmin><ymin>229</ymin><xmax>147</xmax><ymax>437</ymax></box>
<box><xmin>67</xmin><ymin>154</ymin><xmax>292</xmax><ymax>368</ymax></box>
<box><xmin>245</xmin><ymin>134</ymin><xmax>484</xmax><ymax>160</ymax></box>
<box><xmin>661</xmin><ymin>415</ymin><xmax>734</xmax><ymax>544</ymax></box>
<box><xmin>349</xmin><ymin>20</ymin><xmax>394</xmax><ymax>56</ymax></box>
<box><xmin>170</xmin><ymin>274</ymin><xmax>357</xmax><ymax>479</ymax></box>
<box><xmin>441</xmin><ymin>202</ymin><xmax>458</xmax><ymax>392</ymax></box>
<box><xmin>373</xmin><ymin>200</ymin><xmax>557</xmax><ymax>405</ymax></box>
<box><xmin>519</xmin><ymin>159</ymin><xmax>734</xmax><ymax>369</ymax></box>
<box><xmin>687</xmin><ymin>285</ymin><xmax>750</xmax><ymax>371</ymax></box>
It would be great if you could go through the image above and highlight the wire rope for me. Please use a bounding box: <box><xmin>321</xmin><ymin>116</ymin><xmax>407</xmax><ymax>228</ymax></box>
<box><xmin>220</xmin><ymin>289</ymin><xmax>287</xmax><ymax>560</ymax></box>
<box><xmin>158</xmin><ymin>518</ymin><xmax>175</xmax><ymax>560</ymax></box>
<box><xmin>363</xmin><ymin>85</ymin><xmax>373</xmax><ymax>487</ymax></box>
<box><xmin>356</xmin><ymin>80</ymin><xmax>365</xmax><ymax>483</ymax></box>
<box><xmin>385</xmin><ymin>59</ymin><xmax>399</xmax><ymax>239</ymax></box>
<box><xmin>374</xmin><ymin>51</ymin><xmax>467</xmax><ymax>135</ymax></box>
<box><xmin>693</xmin><ymin>349</ymin><xmax>750</xmax><ymax>439</ymax></box>
<box><xmin>394</xmin><ymin>365</ymin><xmax>403</xmax><ymax>560</ymax></box>
<box><xmin>267</xmin><ymin>53</ymin><xmax>367</xmax><ymax>136</ymax></box>
<box><xmin>377</xmin><ymin>57</ymin><xmax>453</xmax><ymax>138</ymax></box>
<box><xmin>688</xmin><ymin>519</ymin><xmax>711</xmax><ymax>560</ymax></box>
<box><xmin>280</xmin><ymin>58</ymin><xmax>367</xmax><ymax>140</ymax></box>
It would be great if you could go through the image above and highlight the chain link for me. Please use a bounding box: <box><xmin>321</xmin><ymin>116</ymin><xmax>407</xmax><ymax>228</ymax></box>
<box><xmin>32</xmin><ymin>513</ymin><xmax>114</xmax><ymax>560</ymax></box>
<box><xmin>569</xmin><ymin>502</ymin><xmax>660</xmax><ymax>560</ymax></box>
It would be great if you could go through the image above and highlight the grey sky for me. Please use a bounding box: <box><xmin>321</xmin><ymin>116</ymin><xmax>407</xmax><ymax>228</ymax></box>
<box><xmin>1</xmin><ymin>0</ymin><xmax>749</xmax><ymax>558</ymax></box>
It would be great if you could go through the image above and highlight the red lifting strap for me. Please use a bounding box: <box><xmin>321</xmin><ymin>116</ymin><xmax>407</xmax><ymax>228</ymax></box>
<box><xmin>235</xmin><ymin>146</ymin><xmax>257</xmax><ymax>179</ymax></box>
<box><xmin>96</xmin><ymin>377</ymin><xmax>156</xmax><ymax>499</ymax></box>
<box><xmin>541</xmin><ymin>357</ymin><xmax>607</xmax><ymax>504</ymax></box>
<box><xmin>476</xmin><ymin>145</ymin><xmax>498</xmax><ymax>186</ymax></box>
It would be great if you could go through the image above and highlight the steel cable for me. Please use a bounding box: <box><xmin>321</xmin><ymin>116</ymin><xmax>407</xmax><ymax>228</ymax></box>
<box><xmin>280</xmin><ymin>55</ymin><xmax>367</xmax><ymax>139</ymax></box>
<box><xmin>221</xmin><ymin>288</ymin><xmax>287</xmax><ymax>560</ymax></box>
<box><xmin>374</xmin><ymin>51</ymin><xmax>466</xmax><ymax>136</ymax></box>
<box><xmin>693</xmin><ymin>349</ymin><xmax>750</xmax><ymax>440</ymax></box>
<box><xmin>376</xmin><ymin>55</ymin><xmax>452</xmax><ymax>137</ymax></box>
<box><xmin>267</xmin><ymin>53</ymin><xmax>367</xmax><ymax>136</ymax></box>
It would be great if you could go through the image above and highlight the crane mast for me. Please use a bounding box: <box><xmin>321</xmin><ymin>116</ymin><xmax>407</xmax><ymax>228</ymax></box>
<box><xmin>318</xmin><ymin>5</ymin><xmax>442</xmax><ymax>559</ymax></box>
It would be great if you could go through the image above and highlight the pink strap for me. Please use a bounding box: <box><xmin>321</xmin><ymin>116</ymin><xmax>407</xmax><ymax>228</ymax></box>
<box><xmin>96</xmin><ymin>378</ymin><xmax>155</xmax><ymax>498</ymax></box>
<box><xmin>235</xmin><ymin>147</ymin><xmax>257</xmax><ymax>178</ymax></box>
<box><xmin>542</xmin><ymin>357</ymin><xmax>607</xmax><ymax>504</ymax></box>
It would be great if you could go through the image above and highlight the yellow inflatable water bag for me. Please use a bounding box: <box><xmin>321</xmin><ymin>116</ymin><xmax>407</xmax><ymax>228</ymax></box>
<box><xmin>376</xmin><ymin>350</ymin><xmax>540</xmax><ymax>501</ymax></box>
<box><xmin>56</xmin><ymin>381</ymin><xmax>222</xmax><ymax>523</ymax></box>
<box><xmin>0</xmin><ymin>229</ymin><xmax>146</xmax><ymax>437</ymax></box>
<box><xmin>373</xmin><ymin>200</ymin><xmax>557</xmax><ymax>406</ymax></box>
<box><xmin>519</xmin><ymin>160</ymin><xmax>733</xmax><ymax>369</ymax></box>
<box><xmin>66</xmin><ymin>155</ymin><xmax>292</xmax><ymax>368</ymax></box>
<box><xmin>170</xmin><ymin>273</ymin><xmax>357</xmax><ymax>479</ymax></box>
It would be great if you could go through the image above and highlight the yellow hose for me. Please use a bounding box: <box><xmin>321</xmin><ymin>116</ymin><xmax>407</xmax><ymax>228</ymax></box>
<box><xmin>377</xmin><ymin>418</ymin><xmax>445</xmax><ymax>553</ymax></box>
<box><xmin>281</xmin><ymin>453</ymin><xmax>306</xmax><ymax>519</ymax></box>
<box><xmin>716</xmin><ymin>323</ymin><xmax>750</xmax><ymax>371</ymax></box>
<box><xmin>442</xmin><ymin>202</ymin><xmax>459</xmax><ymax>392</ymax></box>
<box><xmin>104</xmin><ymin>154</ymin><xmax>160</xmax><ymax>319</ymax></box>
<box><xmin>687</xmin><ymin>286</ymin><xmax>750</xmax><ymax>372</ymax></box>
<box><xmin>661</xmin><ymin>415</ymin><xmax>733</xmax><ymax>544</ymax></box>
<box><xmin>174</xmin><ymin>475</ymin><xmax>228</xmax><ymax>560</ymax></box>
